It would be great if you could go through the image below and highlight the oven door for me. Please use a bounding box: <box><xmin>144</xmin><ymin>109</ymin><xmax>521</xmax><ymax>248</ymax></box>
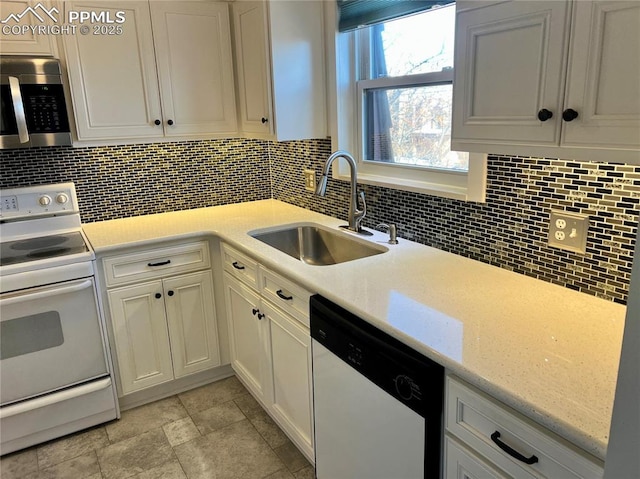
<box><xmin>0</xmin><ymin>278</ymin><xmax>109</xmax><ymax>406</ymax></box>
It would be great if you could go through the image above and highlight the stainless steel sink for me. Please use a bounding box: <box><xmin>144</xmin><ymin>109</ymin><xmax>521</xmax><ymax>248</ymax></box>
<box><xmin>250</xmin><ymin>223</ymin><xmax>387</xmax><ymax>265</ymax></box>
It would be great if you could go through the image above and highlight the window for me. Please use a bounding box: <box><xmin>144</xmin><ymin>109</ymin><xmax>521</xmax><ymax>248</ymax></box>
<box><xmin>328</xmin><ymin>2</ymin><xmax>487</xmax><ymax>202</ymax></box>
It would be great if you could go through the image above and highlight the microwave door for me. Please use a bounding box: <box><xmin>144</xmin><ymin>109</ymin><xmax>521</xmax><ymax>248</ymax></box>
<box><xmin>8</xmin><ymin>77</ymin><xmax>29</xmax><ymax>144</ymax></box>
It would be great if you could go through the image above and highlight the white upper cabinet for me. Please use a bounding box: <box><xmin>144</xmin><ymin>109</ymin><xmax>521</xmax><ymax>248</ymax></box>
<box><xmin>62</xmin><ymin>1</ymin><xmax>162</xmax><ymax>140</ymax></box>
<box><xmin>0</xmin><ymin>1</ymin><xmax>57</xmax><ymax>56</ymax></box>
<box><xmin>232</xmin><ymin>0</ymin><xmax>327</xmax><ymax>141</ymax></box>
<box><xmin>452</xmin><ymin>0</ymin><xmax>640</xmax><ymax>164</ymax></box>
<box><xmin>62</xmin><ymin>1</ymin><xmax>236</xmax><ymax>142</ymax></box>
<box><xmin>150</xmin><ymin>1</ymin><xmax>236</xmax><ymax>137</ymax></box>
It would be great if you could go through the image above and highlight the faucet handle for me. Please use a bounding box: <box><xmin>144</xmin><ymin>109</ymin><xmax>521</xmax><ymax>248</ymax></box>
<box><xmin>376</xmin><ymin>223</ymin><xmax>398</xmax><ymax>244</ymax></box>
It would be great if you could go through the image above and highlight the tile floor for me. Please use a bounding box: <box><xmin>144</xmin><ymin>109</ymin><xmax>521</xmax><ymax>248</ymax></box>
<box><xmin>0</xmin><ymin>376</ymin><xmax>315</xmax><ymax>479</ymax></box>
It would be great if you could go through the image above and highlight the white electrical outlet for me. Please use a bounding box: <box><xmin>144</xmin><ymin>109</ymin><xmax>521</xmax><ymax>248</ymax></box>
<box><xmin>303</xmin><ymin>169</ymin><xmax>316</xmax><ymax>192</ymax></box>
<box><xmin>548</xmin><ymin>210</ymin><xmax>589</xmax><ymax>254</ymax></box>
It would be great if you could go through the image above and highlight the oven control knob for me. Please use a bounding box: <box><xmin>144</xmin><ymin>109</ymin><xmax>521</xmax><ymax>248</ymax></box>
<box><xmin>39</xmin><ymin>195</ymin><xmax>52</xmax><ymax>206</ymax></box>
<box><xmin>56</xmin><ymin>193</ymin><xmax>69</xmax><ymax>204</ymax></box>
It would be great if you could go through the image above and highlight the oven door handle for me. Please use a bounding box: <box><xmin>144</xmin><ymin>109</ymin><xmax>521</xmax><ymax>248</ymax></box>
<box><xmin>0</xmin><ymin>279</ymin><xmax>93</xmax><ymax>307</ymax></box>
<box><xmin>0</xmin><ymin>377</ymin><xmax>112</xmax><ymax>418</ymax></box>
<box><xmin>8</xmin><ymin>76</ymin><xmax>30</xmax><ymax>144</ymax></box>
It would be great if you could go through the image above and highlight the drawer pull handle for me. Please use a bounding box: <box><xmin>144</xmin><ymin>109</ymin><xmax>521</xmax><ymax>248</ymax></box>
<box><xmin>490</xmin><ymin>431</ymin><xmax>539</xmax><ymax>465</ymax></box>
<box><xmin>232</xmin><ymin>262</ymin><xmax>245</xmax><ymax>270</ymax></box>
<box><xmin>148</xmin><ymin>260</ymin><xmax>171</xmax><ymax>267</ymax></box>
<box><xmin>276</xmin><ymin>290</ymin><xmax>293</xmax><ymax>301</ymax></box>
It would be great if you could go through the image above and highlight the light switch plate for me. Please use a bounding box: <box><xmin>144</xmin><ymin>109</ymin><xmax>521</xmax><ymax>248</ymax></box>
<box><xmin>548</xmin><ymin>210</ymin><xmax>589</xmax><ymax>254</ymax></box>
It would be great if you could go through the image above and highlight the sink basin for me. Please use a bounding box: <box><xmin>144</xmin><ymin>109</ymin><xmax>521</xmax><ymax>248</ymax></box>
<box><xmin>250</xmin><ymin>223</ymin><xmax>387</xmax><ymax>265</ymax></box>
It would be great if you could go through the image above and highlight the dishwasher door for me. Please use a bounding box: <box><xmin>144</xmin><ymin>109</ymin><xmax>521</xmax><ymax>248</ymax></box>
<box><xmin>313</xmin><ymin>340</ymin><xmax>426</xmax><ymax>479</ymax></box>
<box><xmin>311</xmin><ymin>295</ymin><xmax>443</xmax><ymax>479</ymax></box>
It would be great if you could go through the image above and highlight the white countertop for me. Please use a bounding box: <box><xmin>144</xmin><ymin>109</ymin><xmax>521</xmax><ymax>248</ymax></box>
<box><xmin>82</xmin><ymin>199</ymin><xmax>626</xmax><ymax>460</ymax></box>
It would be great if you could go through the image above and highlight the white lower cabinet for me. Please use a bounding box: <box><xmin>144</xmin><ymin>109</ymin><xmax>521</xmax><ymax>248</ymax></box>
<box><xmin>445</xmin><ymin>436</ymin><xmax>509</xmax><ymax>479</ymax></box>
<box><xmin>222</xmin><ymin>243</ymin><xmax>314</xmax><ymax>462</ymax></box>
<box><xmin>444</xmin><ymin>375</ymin><xmax>604</xmax><ymax>479</ymax></box>
<box><xmin>104</xmin><ymin>242</ymin><xmax>220</xmax><ymax>396</ymax></box>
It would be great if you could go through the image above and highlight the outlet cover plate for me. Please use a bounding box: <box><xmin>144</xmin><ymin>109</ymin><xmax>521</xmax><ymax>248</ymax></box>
<box><xmin>303</xmin><ymin>169</ymin><xmax>316</xmax><ymax>192</ymax></box>
<box><xmin>548</xmin><ymin>210</ymin><xmax>589</xmax><ymax>254</ymax></box>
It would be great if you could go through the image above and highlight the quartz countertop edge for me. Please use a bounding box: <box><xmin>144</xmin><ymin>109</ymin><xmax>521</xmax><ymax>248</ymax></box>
<box><xmin>82</xmin><ymin>199</ymin><xmax>626</xmax><ymax>461</ymax></box>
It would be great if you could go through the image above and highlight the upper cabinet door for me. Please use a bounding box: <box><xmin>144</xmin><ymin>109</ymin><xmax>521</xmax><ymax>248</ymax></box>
<box><xmin>562</xmin><ymin>1</ymin><xmax>640</xmax><ymax>150</ymax></box>
<box><xmin>0</xmin><ymin>1</ymin><xmax>56</xmax><ymax>56</ymax></box>
<box><xmin>149</xmin><ymin>1</ymin><xmax>237</xmax><ymax>137</ymax></box>
<box><xmin>452</xmin><ymin>0</ymin><xmax>570</xmax><ymax>145</ymax></box>
<box><xmin>62</xmin><ymin>1</ymin><xmax>163</xmax><ymax>140</ymax></box>
<box><xmin>233</xmin><ymin>1</ymin><xmax>272</xmax><ymax>135</ymax></box>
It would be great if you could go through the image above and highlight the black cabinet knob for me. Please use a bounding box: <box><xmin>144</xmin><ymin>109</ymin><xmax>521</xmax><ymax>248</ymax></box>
<box><xmin>257</xmin><ymin>313</ymin><xmax>265</xmax><ymax>320</ymax></box>
<box><xmin>155</xmin><ymin>293</ymin><xmax>162</xmax><ymax>299</ymax></box>
<box><xmin>167</xmin><ymin>119</ymin><xmax>174</xmax><ymax>126</ymax></box>
<box><xmin>167</xmin><ymin>291</ymin><xmax>174</xmax><ymax>297</ymax></box>
<box><xmin>261</xmin><ymin>117</ymin><xmax>268</xmax><ymax>124</ymax></box>
<box><xmin>562</xmin><ymin>108</ymin><xmax>579</xmax><ymax>122</ymax></box>
<box><xmin>252</xmin><ymin>308</ymin><xmax>259</xmax><ymax>316</ymax></box>
<box><xmin>154</xmin><ymin>119</ymin><xmax>161</xmax><ymax>126</ymax></box>
<box><xmin>537</xmin><ymin>109</ymin><xmax>553</xmax><ymax>122</ymax></box>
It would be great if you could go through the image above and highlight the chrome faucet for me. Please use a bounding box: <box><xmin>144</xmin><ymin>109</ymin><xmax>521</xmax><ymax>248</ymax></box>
<box><xmin>315</xmin><ymin>150</ymin><xmax>369</xmax><ymax>235</ymax></box>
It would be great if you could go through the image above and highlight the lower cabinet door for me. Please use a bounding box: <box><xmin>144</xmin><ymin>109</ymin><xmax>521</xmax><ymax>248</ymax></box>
<box><xmin>445</xmin><ymin>436</ymin><xmax>510</xmax><ymax>479</ymax></box>
<box><xmin>263</xmin><ymin>301</ymin><xmax>314</xmax><ymax>461</ymax></box>
<box><xmin>223</xmin><ymin>273</ymin><xmax>270</xmax><ymax>402</ymax></box>
<box><xmin>107</xmin><ymin>280</ymin><xmax>174</xmax><ymax>395</ymax></box>
<box><xmin>164</xmin><ymin>271</ymin><xmax>221</xmax><ymax>378</ymax></box>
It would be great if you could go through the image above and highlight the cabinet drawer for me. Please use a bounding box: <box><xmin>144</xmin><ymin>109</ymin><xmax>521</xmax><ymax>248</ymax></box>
<box><xmin>221</xmin><ymin>243</ymin><xmax>259</xmax><ymax>290</ymax></box>
<box><xmin>103</xmin><ymin>241</ymin><xmax>210</xmax><ymax>287</ymax></box>
<box><xmin>259</xmin><ymin>267</ymin><xmax>311</xmax><ymax>327</ymax></box>
<box><xmin>446</xmin><ymin>376</ymin><xmax>603</xmax><ymax>479</ymax></box>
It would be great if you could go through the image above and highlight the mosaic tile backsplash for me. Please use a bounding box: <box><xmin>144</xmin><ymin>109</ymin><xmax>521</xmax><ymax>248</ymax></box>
<box><xmin>268</xmin><ymin>139</ymin><xmax>638</xmax><ymax>305</ymax></box>
<box><xmin>0</xmin><ymin>139</ymin><xmax>271</xmax><ymax>223</ymax></box>
<box><xmin>1</xmin><ymin>138</ymin><xmax>638</xmax><ymax>304</ymax></box>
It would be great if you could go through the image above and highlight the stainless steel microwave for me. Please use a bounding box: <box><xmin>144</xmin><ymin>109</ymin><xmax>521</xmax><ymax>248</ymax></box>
<box><xmin>1</xmin><ymin>57</ymin><xmax>72</xmax><ymax>149</ymax></box>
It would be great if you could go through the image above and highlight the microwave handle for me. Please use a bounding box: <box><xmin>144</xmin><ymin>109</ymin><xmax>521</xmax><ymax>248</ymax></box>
<box><xmin>8</xmin><ymin>76</ymin><xmax>29</xmax><ymax>144</ymax></box>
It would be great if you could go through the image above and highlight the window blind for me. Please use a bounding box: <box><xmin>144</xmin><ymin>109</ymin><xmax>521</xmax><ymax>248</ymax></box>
<box><xmin>338</xmin><ymin>0</ymin><xmax>455</xmax><ymax>32</ymax></box>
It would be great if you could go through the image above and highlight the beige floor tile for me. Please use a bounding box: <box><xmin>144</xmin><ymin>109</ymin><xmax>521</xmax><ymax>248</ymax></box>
<box><xmin>233</xmin><ymin>394</ymin><xmax>289</xmax><ymax>449</ymax></box>
<box><xmin>178</xmin><ymin>376</ymin><xmax>248</xmax><ymax>414</ymax></box>
<box><xmin>162</xmin><ymin>418</ymin><xmax>200</xmax><ymax>447</ymax></box>
<box><xmin>106</xmin><ymin>396</ymin><xmax>188</xmax><ymax>444</ymax></box>
<box><xmin>97</xmin><ymin>428</ymin><xmax>175</xmax><ymax>479</ymax></box>
<box><xmin>263</xmin><ymin>469</ymin><xmax>295</xmax><ymax>479</ymax></box>
<box><xmin>36</xmin><ymin>427</ymin><xmax>109</xmax><ymax>469</ymax></box>
<box><xmin>190</xmin><ymin>400</ymin><xmax>246</xmax><ymax>435</ymax></box>
<box><xmin>22</xmin><ymin>452</ymin><xmax>100</xmax><ymax>479</ymax></box>
<box><xmin>130</xmin><ymin>459</ymin><xmax>187</xmax><ymax>479</ymax></box>
<box><xmin>174</xmin><ymin>419</ymin><xmax>284</xmax><ymax>479</ymax></box>
<box><xmin>293</xmin><ymin>466</ymin><xmax>315</xmax><ymax>479</ymax></box>
<box><xmin>273</xmin><ymin>440</ymin><xmax>311</xmax><ymax>473</ymax></box>
<box><xmin>0</xmin><ymin>448</ymin><xmax>38</xmax><ymax>479</ymax></box>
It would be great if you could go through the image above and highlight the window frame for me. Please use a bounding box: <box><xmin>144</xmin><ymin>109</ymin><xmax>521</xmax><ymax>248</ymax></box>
<box><xmin>325</xmin><ymin>1</ymin><xmax>487</xmax><ymax>202</ymax></box>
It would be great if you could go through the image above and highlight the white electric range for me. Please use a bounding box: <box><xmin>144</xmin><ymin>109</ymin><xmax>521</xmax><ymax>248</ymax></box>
<box><xmin>0</xmin><ymin>182</ymin><xmax>118</xmax><ymax>455</ymax></box>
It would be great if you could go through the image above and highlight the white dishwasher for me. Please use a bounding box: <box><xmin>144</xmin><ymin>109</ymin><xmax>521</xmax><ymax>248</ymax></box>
<box><xmin>310</xmin><ymin>295</ymin><xmax>444</xmax><ymax>479</ymax></box>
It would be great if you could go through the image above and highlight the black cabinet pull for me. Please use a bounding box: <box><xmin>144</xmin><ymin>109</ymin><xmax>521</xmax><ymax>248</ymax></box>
<box><xmin>252</xmin><ymin>308</ymin><xmax>259</xmax><ymax>316</ymax></box>
<box><xmin>276</xmin><ymin>289</ymin><xmax>293</xmax><ymax>301</ymax></box>
<box><xmin>167</xmin><ymin>290</ymin><xmax>174</xmax><ymax>297</ymax></box>
<box><xmin>562</xmin><ymin>108</ymin><xmax>578</xmax><ymax>122</ymax></box>
<box><xmin>261</xmin><ymin>117</ymin><xmax>268</xmax><ymax>124</ymax></box>
<box><xmin>490</xmin><ymin>431</ymin><xmax>539</xmax><ymax>465</ymax></box>
<box><xmin>537</xmin><ymin>109</ymin><xmax>553</xmax><ymax>122</ymax></box>
<box><xmin>232</xmin><ymin>261</ymin><xmax>245</xmax><ymax>270</ymax></box>
<box><xmin>167</xmin><ymin>119</ymin><xmax>174</xmax><ymax>126</ymax></box>
<box><xmin>148</xmin><ymin>260</ymin><xmax>171</xmax><ymax>267</ymax></box>
<box><xmin>257</xmin><ymin>312</ymin><xmax>265</xmax><ymax>320</ymax></box>
<box><xmin>154</xmin><ymin>119</ymin><xmax>161</xmax><ymax>125</ymax></box>
<box><xmin>155</xmin><ymin>293</ymin><xmax>162</xmax><ymax>299</ymax></box>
